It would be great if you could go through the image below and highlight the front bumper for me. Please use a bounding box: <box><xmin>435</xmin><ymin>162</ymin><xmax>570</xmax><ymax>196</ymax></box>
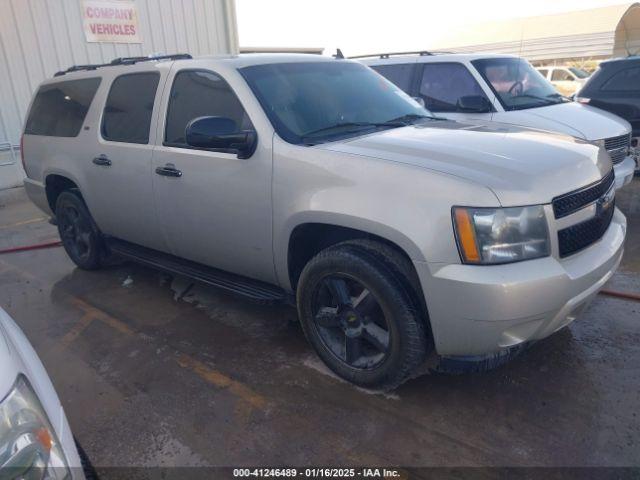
<box><xmin>415</xmin><ymin>208</ymin><xmax>626</xmax><ymax>357</ymax></box>
<box><xmin>613</xmin><ymin>156</ymin><xmax>635</xmax><ymax>189</ymax></box>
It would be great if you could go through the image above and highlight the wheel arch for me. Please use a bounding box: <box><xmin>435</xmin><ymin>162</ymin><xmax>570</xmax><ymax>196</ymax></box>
<box><xmin>288</xmin><ymin>221</ymin><xmax>435</xmax><ymax>371</ymax></box>
<box><xmin>282</xmin><ymin>214</ymin><xmax>425</xmax><ymax>292</ymax></box>
<box><xmin>44</xmin><ymin>171</ymin><xmax>83</xmax><ymax>213</ymax></box>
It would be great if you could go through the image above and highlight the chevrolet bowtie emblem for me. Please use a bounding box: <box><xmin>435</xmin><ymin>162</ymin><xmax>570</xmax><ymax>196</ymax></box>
<box><xmin>597</xmin><ymin>184</ymin><xmax>615</xmax><ymax>215</ymax></box>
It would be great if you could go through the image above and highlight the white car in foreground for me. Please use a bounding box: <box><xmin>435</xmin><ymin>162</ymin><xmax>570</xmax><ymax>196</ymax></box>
<box><xmin>362</xmin><ymin>53</ymin><xmax>636</xmax><ymax>190</ymax></box>
<box><xmin>0</xmin><ymin>307</ymin><xmax>84</xmax><ymax>479</ymax></box>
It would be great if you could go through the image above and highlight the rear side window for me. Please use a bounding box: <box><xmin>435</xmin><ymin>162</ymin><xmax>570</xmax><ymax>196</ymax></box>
<box><xmin>601</xmin><ymin>67</ymin><xmax>640</xmax><ymax>92</ymax></box>
<box><xmin>537</xmin><ymin>69</ymin><xmax>548</xmax><ymax>78</ymax></box>
<box><xmin>25</xmin><ymin>78</ymin><xmax>101</xmax><ymax>137</ymax></box>
<box><xmin>102</xmin><ymin>72</ymin><xmax>160</xmax><ymax>144</ymax></box>
<box><xmin>164</xmin><ymin>70</ymin><xmax>252</xmax><ymax>147</ymax></box>
<box><xmin>418</xmin><ymin>63</ymin><xmax>487</xmax><ymax>112</ymax></box>
<box><xmin>551</xmin><ymin>69</ymin><xmax>574</xmax><ymax>81</ymax></box>
<box><xmin>370</xmin><ymin>64</ymin><xmax>414</xmax><ymax>92</ymax></box>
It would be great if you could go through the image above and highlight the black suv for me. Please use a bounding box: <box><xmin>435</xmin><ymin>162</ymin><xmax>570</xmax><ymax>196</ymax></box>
<box><xmin>577</xmin><ymin>56</ymin><xmax>640</xmax><ymax>169</ymax></box>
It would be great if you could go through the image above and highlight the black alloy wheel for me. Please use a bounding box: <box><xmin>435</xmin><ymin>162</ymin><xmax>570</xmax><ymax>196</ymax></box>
<box><xmin>297</xmin><ymin>240</ymin><xmax>430</xmax><ymax>390</ymax></box>
<box><xmin>312</xmin><ymin>274</ymin><xmax>391</xmax><ymax>369</ymax></box>
<box><xmin>56</xmin><ymin>191</ymin><xmax>104</xmax><ymax>270</ymax></box>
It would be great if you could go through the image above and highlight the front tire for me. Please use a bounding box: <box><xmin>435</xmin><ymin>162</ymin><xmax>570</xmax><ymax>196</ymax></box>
<box><xmin>56</xmin><ymin>191</ymin><xmax>105</xmax><ymax>270</ymax></box>
<box><xmin>297</xmin><ymin>241</ymin><xmax>430</xmax><ymax>390</ymax></box>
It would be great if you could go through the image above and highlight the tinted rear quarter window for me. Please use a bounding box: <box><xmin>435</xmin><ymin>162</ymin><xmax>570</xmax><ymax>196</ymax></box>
<box><xmin>102</xmin><ymin>72</ymin><xmax>160</xmax><ymax>144</ymax></box>
<box><xmin>25</xmin><ymin>78</ymin><xmax>101</xmax><ymax>137</ymax></box>
<box><xmin>165</xmin><ymin>70</ymin><xmax>252</xmax><ymax>146</ymax></box>
<box><xmin>601</xmin><ymin>67</ymin><xmax>640</xmax><ymax>92</ymax></box>
<box><xmin>370</xmin><ymin>64</ymin><xmax>415</xmax><ymax>92</ymax></box>
<box><xmin>419</xmin><ymin>63</ymin><xmax>487</xmax><ymax>112</ymax></box>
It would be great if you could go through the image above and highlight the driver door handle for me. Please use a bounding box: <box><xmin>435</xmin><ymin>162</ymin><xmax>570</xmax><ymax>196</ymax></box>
<box><xmin>155</xmin><ymin>165</ymin><xmax>182</xmax><ymax>177</ymax></box>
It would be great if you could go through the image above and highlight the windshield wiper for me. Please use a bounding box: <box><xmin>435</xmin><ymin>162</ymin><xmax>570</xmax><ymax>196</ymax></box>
<box><xmin>546</xmin><ymin>93</ymin><xmax>571</xmax><ymax>102</ymax></box>
<box><xmin>513</xmin><ymin>94</ymin><xmax>559</xmax><ymax>106</ymax></box>
<box><xmin>301</xmin><ymin>121</ymin><xmax>405</xmax><ymax>141</ymax></box>
<box><xmin>385</xmin><ymin>113</ymin><xmax>434</xmax><ymax>125</ymax></box>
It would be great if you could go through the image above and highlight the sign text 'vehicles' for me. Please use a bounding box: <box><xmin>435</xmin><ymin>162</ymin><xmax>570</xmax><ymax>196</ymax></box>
<box><xmin>82</xmin><ymin>1</ymin><xmax>142</xmax><ymax>43</ymax></box>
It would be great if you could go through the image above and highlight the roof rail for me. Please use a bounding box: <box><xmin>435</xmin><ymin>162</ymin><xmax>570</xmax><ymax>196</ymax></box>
<box><xmin>349</xmin><ymin>50</ymin><xmax>452</xmax><ymax>60</ymax></box>
<box><xmin>54</xmin><ymin>53</ymin><xmax>192</xmax><ymax>76</ymax></box>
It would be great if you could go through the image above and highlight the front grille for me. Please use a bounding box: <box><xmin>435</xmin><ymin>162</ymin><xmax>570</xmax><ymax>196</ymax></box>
<box><xmin>552</xmin><ymin>169</ymin><xmax>615</xmax><ymax>219</ymax></box>
<box><xmin>604</xmin><ymin>133</ymin><xmax>631</xmax><ymax>150</ymax></box>
<box><xmin>604</xmin><ymin>133</ymin><xmax>631</xmax><ymax>165</ymax></box>
<box><xmin>609</xmin><ymin>148</ymin><xmax>627</xmax><ymax>164</ymax></box>
<box><xmin>558</xmin><ymin>198</ymin><xmax>615</xmax><ymax>257</ymax></box>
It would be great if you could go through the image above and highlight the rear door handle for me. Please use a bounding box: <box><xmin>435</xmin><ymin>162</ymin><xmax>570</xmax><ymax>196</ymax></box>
<box><xmin>155</xmin><ymin>165</ymin><xmax>182</xmax><ymax>177</ymax></box>
<box><xmin>92</xmin><ymin>156</ymin><xmax>111</xmax><ymax>166</ymax></box>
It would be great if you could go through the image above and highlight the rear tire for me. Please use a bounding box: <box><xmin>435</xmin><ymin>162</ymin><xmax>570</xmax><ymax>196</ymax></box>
<box><xmin>56</xmin><ymin>190</ymin><xmax>105</xmax><ymax>270</ymax></box>
<box><xmin>297</xmin><ymin>241</ymin><xmax>430</xmax><ymax>390</ymax></box>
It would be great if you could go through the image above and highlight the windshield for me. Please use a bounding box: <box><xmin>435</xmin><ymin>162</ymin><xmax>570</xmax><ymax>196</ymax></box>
<box><xmin>569</xmin><ymin>67</ymin><xmax>590</xmax><ymax>79</ymax></box>
<box><xmin>239</xmin><ymin>61</ymin><xmax>432</xmax><ymax>144</ymax></box>
<box><xmin>472</xmin><ymin>58</ymin><xmax>565</xmax><ymax>111</ymax></box>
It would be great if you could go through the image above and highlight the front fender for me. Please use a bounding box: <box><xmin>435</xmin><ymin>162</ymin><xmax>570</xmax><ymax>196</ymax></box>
<box><xmin>271</xmin><ymin>136</ymin><xmax>500</xmax><ymax>291</ymax></box>
<box><xmin>274</xmin><ymin>212</ymin><xmax>425</xmax><ymax>290</ymax></box>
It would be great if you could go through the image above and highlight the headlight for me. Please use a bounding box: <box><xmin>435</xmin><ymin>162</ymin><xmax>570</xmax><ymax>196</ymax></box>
<box><xmin>452</xmin><ymin>205</ymin><xmax>550</xmax><ymax>264</ymax></box>
<box><xmin>0</xmin><ymin>375</ymin><xmax>70</xmax><ymax>479</ymax></box>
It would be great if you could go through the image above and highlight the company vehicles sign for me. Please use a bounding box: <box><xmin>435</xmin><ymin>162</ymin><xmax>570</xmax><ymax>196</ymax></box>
<box><xmin>82</xmin><ymin>0</ymin><xmax>141</xmax><ymax>43</ymax></box>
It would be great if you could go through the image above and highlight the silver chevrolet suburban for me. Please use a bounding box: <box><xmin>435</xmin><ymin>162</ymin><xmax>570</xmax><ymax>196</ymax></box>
<box><xmin>22</xmin><ymin>54</ymin><xmax>626</xmax><ymax>390</ymax></box>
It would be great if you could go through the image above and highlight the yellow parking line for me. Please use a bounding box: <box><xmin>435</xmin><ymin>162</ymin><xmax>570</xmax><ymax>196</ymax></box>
<box><xmin>176</xmin><ymin>353</ymin><xmax>267</xmax><ymax>410</ymax></box>
<box><xmin>0</xmin><ymin>258</ymin><xmax>270</xmax><ymax>417</ymax></box>
<box><xmin>58</xmin><ymin>312</ymin><xmax>95</xmax><ymax>350</ymax></box>
<box><xmin>68</xmin><ymin>296</ymin><xmax>135</xmax><ymax>336</ymax></box>
<box><xmin>0</xmin><ymin>217</ymin><xmax>47</xmax><ymax>229</ymax></box>
<box><xmin>68</xmin><ymin>296</ymin><xmax>266</xmax><ymax>413</ymax></box>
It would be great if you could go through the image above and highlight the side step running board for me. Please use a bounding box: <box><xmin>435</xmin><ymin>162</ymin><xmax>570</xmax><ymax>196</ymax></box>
<box><xmin>106</xmin><ymin>238</ymin><xmax>291</xmax><ymax>305</ymax></box>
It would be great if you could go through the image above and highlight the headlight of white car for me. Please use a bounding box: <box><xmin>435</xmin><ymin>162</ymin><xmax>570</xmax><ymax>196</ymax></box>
<box><xmin>452</xmin><ymin>205</ymin><xmax>550</xmax><ymax>264</ymax></box>
<box><xmin>0</xmin><ymin>375</ymin><xmax>70</xmax><ymax>479</ymax></box>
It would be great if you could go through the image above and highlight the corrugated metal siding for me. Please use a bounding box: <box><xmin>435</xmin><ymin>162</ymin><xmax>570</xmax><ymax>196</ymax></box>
<box><xmin>434</xmin><ymin>3</ymin><xmax>638</xmax><ymax>49</ymax></box>
<box><xmin>0</xmin><ymin>0</ymin><xmax>238</xmax><ymax>146</ymax></box>
<box><xmin>435</xmin><ymin>4</ymin><xmax>640</xmax><ymax>65</ymax></box>
<box><xmin>448</xmin><ymin>32</ymin><xmax>617</xmax><ymax>62</ymax></box>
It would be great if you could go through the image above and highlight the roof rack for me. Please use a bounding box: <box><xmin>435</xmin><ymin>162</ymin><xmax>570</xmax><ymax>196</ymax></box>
<box><xmin>349</xmin><ymin>50</ymin><xmax>451</xmax><ymax>60</ymax></box>
<box><xmin>54</xmin><ymin>53</ymin><xmax>192</xmax><ymax>76</ymax></box>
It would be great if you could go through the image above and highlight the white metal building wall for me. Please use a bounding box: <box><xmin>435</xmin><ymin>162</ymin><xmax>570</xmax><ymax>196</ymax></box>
<box><xmin>0</xmin><ymin>0</ymin><xmax>239</xmax><ymax>149</ymax></box>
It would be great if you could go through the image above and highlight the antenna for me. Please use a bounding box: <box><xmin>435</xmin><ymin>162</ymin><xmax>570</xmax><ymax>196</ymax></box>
<box><xmin>518</xmin><ymin>18</ymin><xmax>525</xmax><ymax>59</ymax></box>
<box><xmin>334</xmin><ymin>48</ymin><xmax>345</xmax><ymax>59</ymax></box>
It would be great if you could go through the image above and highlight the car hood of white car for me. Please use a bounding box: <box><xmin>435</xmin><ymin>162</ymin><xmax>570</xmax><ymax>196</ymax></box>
<box><xmin>322</xmin><ymin>119</ymin><xmax>612</xmax><ymax>206</ymax></box>
<box><xmin>0</xmin><ymin>313</ymin><xmax>17</xmax><ymax>399</ymax></box>
<box><xmin>493</xmin><ymin>102</ymin><xmax>631</xmax><ymax>140</ymax></box>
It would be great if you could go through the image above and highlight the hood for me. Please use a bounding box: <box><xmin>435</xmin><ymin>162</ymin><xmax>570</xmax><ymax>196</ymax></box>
<box><xmin>320</xmin><ymin>120</ymin><xmax>611</xmax><ymax>206</ymax></box>
<box><xmin>494</xmin><ymin>102</ymin><xmax>631</xmax><ymax>140</ymax></box>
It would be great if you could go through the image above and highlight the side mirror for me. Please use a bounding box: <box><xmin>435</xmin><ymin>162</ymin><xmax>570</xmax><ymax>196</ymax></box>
<box><xmin>456</xmin><ymin>95</ymin><xmax>493</xmax><ymax>113</ymax></box>
<box><xmin>185</xmin><ymin>116</ymin><xmax>257</xmax><ymax>159</ymax></box>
